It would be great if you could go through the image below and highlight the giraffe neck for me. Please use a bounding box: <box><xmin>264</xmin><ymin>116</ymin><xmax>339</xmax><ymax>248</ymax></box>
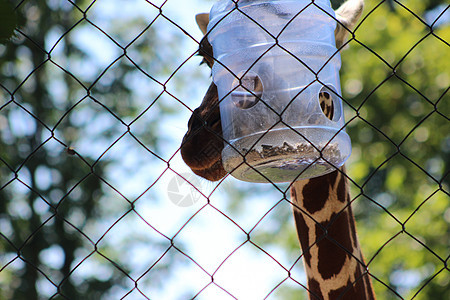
<box><xmin>290</xmin><ymin>169</ymin><xmax>375</xmax><ymax>300</ymax></box>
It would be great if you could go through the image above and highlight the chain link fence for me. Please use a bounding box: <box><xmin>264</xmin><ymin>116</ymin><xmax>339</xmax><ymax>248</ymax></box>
<box><xmin>0</xmin><ymin>0</ymin><xmax>448</xmax><ymax>299</ymax></box>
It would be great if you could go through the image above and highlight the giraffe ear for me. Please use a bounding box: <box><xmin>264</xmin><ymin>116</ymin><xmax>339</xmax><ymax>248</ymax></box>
<box><xmin>196</xmin><ymin>13</ymin><xmax>210</xmax><ymax>35</ymax></box>
<box><xmin>334</xmin><ymin>0</ymin><xmax>364</xmax><ymax>49</ymax></box>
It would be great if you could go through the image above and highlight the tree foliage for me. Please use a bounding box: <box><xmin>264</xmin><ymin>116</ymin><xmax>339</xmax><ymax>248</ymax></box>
<box><xmin>0</xmin><ymin>0</ymin><xmax>19</xmax><ymax>43</ymax></box>
<box><xmin>341</xmin><ymin>1</ymin><xmax>449</xmax><ymax>298</ymax></box>
<box><xmin>0</xmin><ymin>0</ymin><xmax>187</xmax><ymax>298</ymax></box>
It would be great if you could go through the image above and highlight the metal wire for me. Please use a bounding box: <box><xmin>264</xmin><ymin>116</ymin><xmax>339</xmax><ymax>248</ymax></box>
<box><xmin>0</xmin><ymin>0</ymin><xmax>448</xmax><ymax>299</ymax></box>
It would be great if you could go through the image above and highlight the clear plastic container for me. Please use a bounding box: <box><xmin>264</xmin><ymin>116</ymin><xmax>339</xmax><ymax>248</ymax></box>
<box><xmin>207</xmin><ymin>0</ymin><xmax>351</xmax><ymax>183</ymax></box>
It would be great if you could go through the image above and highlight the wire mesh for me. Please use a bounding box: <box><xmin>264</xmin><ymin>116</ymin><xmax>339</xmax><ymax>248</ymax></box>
<box><xmin>0</xmin><ymin>0</ymin><xmax>448</xmax><ymax>299</ymax></box>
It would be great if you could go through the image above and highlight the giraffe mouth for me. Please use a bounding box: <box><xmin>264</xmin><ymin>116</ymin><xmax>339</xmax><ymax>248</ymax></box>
<box><xmin>180</xmin><ymin>135</ymin><xmax>227</xmax><ymax>181</ymax></box>
<box><xmin>180</xmin><ymin>111</ymin><xmax>227</xmax><ymax>182</ymax></box>
<box><xmin>190</xmin><ymin>155</ymin><xmax>227</xmax><ymax>181</ymax></box>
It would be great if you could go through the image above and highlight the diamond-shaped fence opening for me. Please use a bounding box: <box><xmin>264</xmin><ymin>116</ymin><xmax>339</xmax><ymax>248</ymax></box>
<box><xmin>0</xmin><ymin>0</ymin><xmax>448</xmax><ymax>299</ymax></box>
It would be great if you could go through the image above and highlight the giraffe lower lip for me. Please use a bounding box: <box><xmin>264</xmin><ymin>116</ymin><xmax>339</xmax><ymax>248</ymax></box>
<box><xmin>190</xmin><ymin>156</ymin><xmax>226</xmax><ymax>181</ymax></box>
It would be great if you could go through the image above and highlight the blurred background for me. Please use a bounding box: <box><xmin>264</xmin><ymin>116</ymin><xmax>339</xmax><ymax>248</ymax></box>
<box><xmin>0</xmin><ymin>0</ymin><xmax>448</xmax><ymax>299</ymax></box>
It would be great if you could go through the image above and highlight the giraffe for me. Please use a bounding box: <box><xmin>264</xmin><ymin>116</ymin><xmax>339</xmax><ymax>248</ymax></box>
<box><xmin>180</xmin><ymin>1</ymin><xmax>376</xmax><ymax>299</ymax></box>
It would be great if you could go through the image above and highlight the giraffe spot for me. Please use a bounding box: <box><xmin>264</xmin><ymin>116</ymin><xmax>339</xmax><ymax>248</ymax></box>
<box><xmin>316</xmin><ymin>211</ymin><xmax>353</xmax><ymax>280</ymax></box>
<box><xmin>318</xmin><ymin>85</ymin><xmax>339</xmax><ymax>121</ymax></box>
<box><xmin>307</xmin><ymin>278</ymin><xmax>324</xmax><ymax>300</ymax></box>
<box><xmin>293</xmin><ymin>209</ymin><xmax>311</xmax><ymax>266</ymax></box>
<box><xmin>302</xmin><ymin>171</ymin><xmax>338</xmax><ymax>214</ymax></box>
<box><xmin>319</xmin><ymin>92</ymin><xmax>334</xmax><ymax>120</ymax></box>
<box><xmin>328</xmin><ymin>280</ymin><xmax>359</xmax><ymax>300</ymax></box>
<box><xmin>350</xmin><ymin>264</ymin><xmax>376</xmax><ymax>300</ymax></box>
<box><xmin>336</xmin><ymin>173</ymin><xmax>347</xmax><ymax>204</ymax></box>
<box><xmin>328</xmin><ymin>170</ymin><xmax>339</xmax><ymax>186</ymax></box>
<box><xmin>291</xmin><ymin>186</ymin><xmax>297</xmax><ymax>200</ymax></box>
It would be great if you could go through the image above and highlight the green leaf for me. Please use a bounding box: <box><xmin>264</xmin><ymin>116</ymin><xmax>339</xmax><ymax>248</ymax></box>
<box><xmin>0</xmin><ymin>0</ymin><xmax>18</xmax><ymax>43</ymax></box>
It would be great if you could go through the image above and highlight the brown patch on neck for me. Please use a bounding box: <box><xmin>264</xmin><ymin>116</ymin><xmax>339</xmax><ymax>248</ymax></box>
<box><xmin>307</xmin><ymin>278</ymin><xmax>324</xmax><ymax>300</ymax></box>
<box><xmin>302</xmin><ymin>171</ymin><xmax>339</xmax><ymax>214</ymax></box>
<box><xmin>328</xmin><ymin>279</ymin><xmax>360</xmax><ymax>300</ymax></box>
<box><xmin>315</xmin><ymin>211</ymin><xmax>353</xmax><ymax>280</ymax></box>
<box><xmin>336</xmin><ymin>172</ymin><xmax>347</xmax><ymax>203</ymax></box>
<box><xmin>293</xmin><ymin>207</ymin><xmax>312</xmax><ymax>266</ymax></box>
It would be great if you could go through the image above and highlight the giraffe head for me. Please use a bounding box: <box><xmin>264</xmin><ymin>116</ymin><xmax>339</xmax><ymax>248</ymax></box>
<box><xmin>181</xmin><ymin>0</ymin><xmax>364</xmax><ymax>181</ymax></box>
